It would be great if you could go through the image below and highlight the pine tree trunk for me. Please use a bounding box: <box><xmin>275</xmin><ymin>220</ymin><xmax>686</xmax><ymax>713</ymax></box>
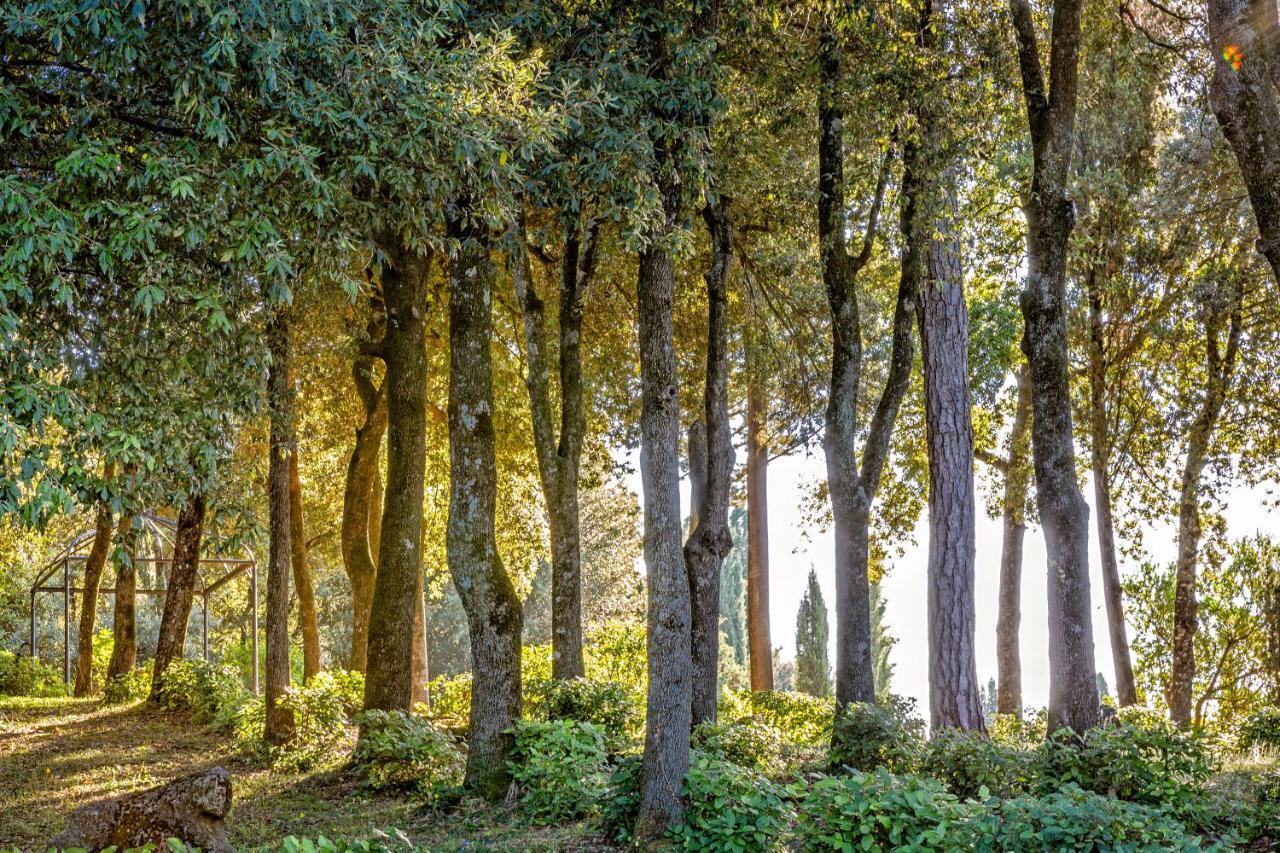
<box><xmin>289</xmin><ymin>452</ymin><xmax>321</xmax><ymax>681</ymax></box>
<box><xmin>364</xmin><ymin>242</ymin><xmax>431</xmax><ymax>715</ymax></box>
<box><xmin>151</xmin><ymin>493</ymin><xmax>206</xmax><ymax>698</ymax></box>
<box><xmin>342</xmin><ymin>304</ymin><xmax>387</xmax><ymax>674</ymax></box>
<box><xmin>685</xmin><ymin>199</ymin><xmax>735</xmax><ymax>728</ymax></box>
<box><xmin>996</xmin><ymin>367</ymin><xmax>1032</xmax><ymax>717</ymax></box>
<box><xmin>1009</xmin><ymin>0</ymin><xmax>1099</xmax><ymax>734</ymax></box>
<box><xmin>446</xmin><ymin>208</ymin><xmax>523</xmax><ymax>800</ymax></box>
<box><xmin>745</xmin><ymin>379</ymin><xmax>774</xmax><ymax>692</ymax></box>
<box><xmin>264</xmin><ymin>307</ymin><xmax>295</xmax><ymax>745</ymax></box>
<box><xmin>106</xmin><ymin>514</ymin><xmax>137</xmax><ymax>680</ymax></box>
<box><xmin>74</xmin><ymin>462</ymin><xmax>115</xmax><ymax>697</ymax></box>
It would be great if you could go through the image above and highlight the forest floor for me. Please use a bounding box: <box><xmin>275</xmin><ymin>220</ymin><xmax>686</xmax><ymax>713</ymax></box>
<box><xmin>0</xmin><ymin>696</ymin><xmax>608</xmax><ymax>852</ymax></box>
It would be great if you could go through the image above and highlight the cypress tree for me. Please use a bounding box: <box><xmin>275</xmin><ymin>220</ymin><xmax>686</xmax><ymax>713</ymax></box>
<box><xmin>795</xmin><ymin>569</ymin><xmax>832</xmax><ymax>698</ymax></box>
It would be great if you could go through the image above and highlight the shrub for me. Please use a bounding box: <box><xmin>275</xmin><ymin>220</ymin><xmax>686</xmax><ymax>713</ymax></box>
<box><xmin>673</xmin><ymin>753</ymin><xmax>790</xmax><ymax>852</ymax></box>
<box><xmin>919</xmin><ymin>728</ymin><xmax>1031</xmax><ymax>799</ymax></box>
<box><xmin>795</xmin><ymin>769</ymin><xmax>976</xmax><ymax>851</ymax></box>
<box><xmin>692</xmin><ymin>717</ymin><xmax>784</xmax><ymax>774</ymax></box>
<box><xmin>421</xmin><ymin>672</ymin><xmax>471</xmax><ymax>731</ymax></box>
<box><xmin>155</xmin><ymin>660</ymin><xmax>247</xmax><ymax>729</ymax></box>
<box><xmin>965</xmin><ymin>784</ymin><xmax>1211</xmax><ymax>851</ymax></box>
<box><xmin>828</xmin><ymin>696</ymin><xmax>924</xmax><ymax>773</ymax></box>
<box><xmin>595</xmin><ymin>754</ymin><xmax>643</xmax><ymax>845</ymax></box>
<box><xmin>508</xmin><ymin>719</ymin><xmax>610</xmax><ymax>823</ymax></box>
<box><xmin>271</xmin><ymin>673</ymin><xmax>361</xmax><ymax>769</ymax></box>
<box><xmin>988</xmin><ymin>711</ymin><xmax>1046</xmax><ymax>749</ymax></box>
<box><xmin>722</xmin><ymin>690</ymin><xmax>835</xmax><ymax>747</ymax></box>
<box><xmin>528</xmin><ymin>677</ymin><xmax>640</xmax><ymax>749</ymax></box>
<box><xmin>103</xmin><ymin>661</ymin><xmax>153</xmax><ymax>704</ymax></box>
<box><xmin>1239</xmin><ymin>708</ymin><xmax>1280</xmax><ymax>753</ymax></box>
<box><xmin>354</xmin><ymin>709</ymin><xmax>464</xmax><ymax>795</ymax></box>
<box><xmin>0</xmin><ymin>650</ymin><xmax>63</xmax><ymax>697</ymax></box>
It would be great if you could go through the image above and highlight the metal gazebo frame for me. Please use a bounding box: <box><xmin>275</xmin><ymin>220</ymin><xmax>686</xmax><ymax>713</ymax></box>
<box><xmin>29</xmin><ymin>512</ymin><xmax>260</xmax><ymax>693</ymax></box>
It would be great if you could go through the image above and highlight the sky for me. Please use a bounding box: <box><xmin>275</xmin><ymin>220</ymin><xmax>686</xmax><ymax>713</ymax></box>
<box><xmin>624</xmin><ymin>447</ymin><xmax>1278</xmax><ymax>720</ymax></box>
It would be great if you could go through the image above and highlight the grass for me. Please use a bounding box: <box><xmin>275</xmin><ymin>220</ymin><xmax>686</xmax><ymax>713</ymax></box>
<box><xmin>0</xmin><ymin>696</ymin><xmax>610</xmax><ymax>851</ymax></box>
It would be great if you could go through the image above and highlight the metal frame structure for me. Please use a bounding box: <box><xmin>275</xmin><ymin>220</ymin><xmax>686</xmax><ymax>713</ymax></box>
<box><xmin>29</xmin><ymin>512</ymin><xmax>259</xmax><ymax>694</ymax></box>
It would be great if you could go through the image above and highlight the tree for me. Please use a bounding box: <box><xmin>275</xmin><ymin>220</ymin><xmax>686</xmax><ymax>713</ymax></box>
<box><xmin>1007</xmin><ymin>0</ymin><xmax>1100</xmax><ymax>733</ymax></box>
<box><xmin>745</xmin><ymin>380</ymin><xmax>775</xmax><ymax>691</ymax></box>
<box><xmin>289</xmin><ymin>452</ymin><xmax>321</xmax><ymax>681</ymax></box>
<box><xmin>150</xmin><ymin>493</ymin><xmax>206</xmax><ymax>698</ymax></box>
<box><xmin>994</xmin><ymin>367</ymin><xmax>1032</xmax><ymax>717</ymax></box>
<box><xmin>105</xmin><ymin>514</ymin><xmax>137</xmax><ymax>681</ymax></box>
<box><xmin>795</xmin><ymin>569</ymin><xmax>832</xmax><ymax>698</ymax></box>
<box><xmin>870</xmin><ymin>580</ymin><xmax>896</xmax><ymax>699</ymax></box>
<box><xmin>264</xmin><ymin>306</ymin><xmax>295</xmax><ymax>746</ymax></box>
<box><xmin>73</xmin><ymin>463</ymin><xmax>114</xmax><ymax>696</ymax></box>
<box><xmin>720</xmin><ymin>507</ymin><xmax>748</xmax><ymax>668</ymax></box>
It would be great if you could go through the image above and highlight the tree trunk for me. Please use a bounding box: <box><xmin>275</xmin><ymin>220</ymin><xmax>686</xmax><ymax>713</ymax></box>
<box><xmin>106</xmin><ymin>514</ymin><xmax>137</xmax><ymax>680</ymax></box>
<box><xmin>996</xmin><ymin>367</ymin><xmax>1032</xmax><ymax>717</ymax></box>
<box><xmin>510</xmin><ymin>216</ymin><xmax>597</xmax><ymax>681</ymax></box>
<box><xmin>74</xmin><ymin>462</ymin><xmax>115</xmax><ymax>697</ymax></box>
<box><xmin>411</xmin><ymin>573</ymin><xmax>429</xmax><ymax>707</ymax></box>
<box><xmin>446</xmin><ymin>207</ymin><xmax>523</xmax><ymax>800</ymax></box>
<box><xmin>1207</xmin><ymin>0</ymin><xmax>1280</xmax><ymax>284</ymax></box>
<box><xmin>288</xmin><ymin>452</ymin><xmax>321</xmax><ymax>681</ymax></box>
<box><xmin>364</xmin><ymin>241</ymin><xmax>431</xmax><ymax>715</ymax></box>
<box><xmin>264</xmin><ymin>306</ymin><xmax>295</xmax><ymax>746</ymax></box>
<box><xmin>342</xmin><ymin>300</ymin><xmax>388</xmax><ymax>674</ymax></box>
<box><xmin>685</xmin><ymin>199</ymin><xmax>736</xmax><ymax>728</ymax></box>
<box><xmin>1169</xmin><ymin>284</ymin><xmax>1242</xmax><ymax>727</ymax></box>
<box><xmin>1086</xmin><ymin>277</ymin><xmax>1138</xmax><ymax>707</ymax></box>
<box><xmin>1009</xmin><ymin>0</ymin><xmax>1099</xmax><ymax>734</ymax></box>
<box><xmin>745</xmin><ymin>378</ymin><xmax>774</xmax><ymax>692</ymax></box>
<box><xmin>151</xmin><ymin>493</ymin><xmax>206</xmax><ymax>699</ymax></box>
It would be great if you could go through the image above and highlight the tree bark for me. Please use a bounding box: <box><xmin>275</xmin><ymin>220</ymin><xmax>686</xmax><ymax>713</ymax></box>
<box><xmin>288</xmin><ymin>452</ymin><xmax>321</xmax><ymax>681</ymax></box>
<box><xmin>74</xmin><ymin>462</ymin><xmax>115</xmax><ymax>697</ymax></box>
<box><xmin>446</xmin><ymin>207</ymin><xmax>523</xmax><ymax>800</ymax></box>
<box><xmin>1207</xmin><ymin>0</ymin><xmax>1280</xmax><ymax>284</ymax></box>
<box><xmin>820</xmin><ymin>23</ymin><xmax>910</xmax><ymax>708</ymax></box>
<box><xmin>1169</xmin><ymin>283</ymin><xmax>1242</xmax><ymax>726</ymax></box>
<box><xmin>363</xmin><ymin>241</ymin><xmax>431</xmax><ymax>715</ymax></box>
<box><xmin>341</xmin><ymin>297</ymin><xmax>387</xmax><ymax>674</ymax></box>
<box><xmin>996</xmin><ymin>366</ymin><xmax>1032</xmax><ymax>717</ymax></box>
<box><xmin>264</xmin><ymin>306</ymin><xmax>295</xmax><ymax>746</ymax></box>
<box><xmin>411</xmin><ymin>573</ymin><xmax>429</xmax><ymax>707</ymax></box>
<box><xmin>1085</xmin><ymin>274</ymin><xmax>1138</xmax><ymax>707</ymax></box>
<box><xmin>151</xmin><ymin>493</ymin><xmax>206</xmax><ymax>699</ymax></box>
<box><xmin>745</xmin><ymin>378</ymin><xmax>774</xmax><ymax>692</ymax></box>
<box><xmin>685</xmin><ymin>199</ymin><xmax>736</xmax><ymax>728</ymax></box>
<box><xmin>510</xmin><ymin>215</ymin><xmax>598</xmax><ymax>681</ymax></box>
<box><xmin>106</xmin><ymin>513</ymin><xmax>137</xmax><ymax>680</ymax></box>
<box><xmin>1008</xmin><ymin>0</ymin><xmax>1099</xmax><ymax>734</ymax></box>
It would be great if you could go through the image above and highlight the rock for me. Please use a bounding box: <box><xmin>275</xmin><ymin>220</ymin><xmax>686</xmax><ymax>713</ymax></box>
<box><xmin>51</xmin><ymin>766</ymin><xmax>234</xmax><ymax>852</ymax></box>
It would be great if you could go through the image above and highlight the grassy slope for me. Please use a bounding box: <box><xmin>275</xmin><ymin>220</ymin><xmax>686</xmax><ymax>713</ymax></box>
<box><xmin>0</xmin><ymin>696</ymin><xmax>603</xmax><ymax>852</ymax></box>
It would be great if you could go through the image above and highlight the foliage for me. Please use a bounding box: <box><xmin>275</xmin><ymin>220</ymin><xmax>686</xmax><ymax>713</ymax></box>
<box><xmin>692</xmin><ymin>716</ymin><xmax>784</xmax><ymax>774</ymax></box>
<box><xmin>527</xmin><ymin>677</ymin><xmax>639</xmax><ymax>750</ymax></box>
<box><xmin>720</xmin><ymin>690</ymin><xmax>835</xmax><ymax>747</ymax></box>
<box><xmin>672</xmin><ymin>753</ymin><xmax>790</xmax><ymax>852</ymax></box>
<box><xmin>103</xmin><ymin>661</ymin><xmax>152</xmax><ymax>704</ymax></box>
<box><xmin>353</xmin><ymin>709</ymin><xmax>464</xmax><ymax>796</ymax></box>
<box><xmin>507</xmin><ymin>719</ymin><xmax>610</xmax><ymax>824</ymax></box>
<box><xmin>0</xmin><ymin>650</ymin><xmax>62</xmax><ymax>697</ymax></box>
<box><xmin>267</xmin><ymin>673</ymin><xmax>363</xmax><ymax>769</ymax></box>
<box><xmin>919</xmin><ymin>728</ymin><xmax>1031</xmax><ymax>799</ymax></box>
<box><xmin>794</xmin><ymin>568</ymin><xmax>831</xmax><ymax>698</ymax></box>
<box><xmin>989</xmin><ymin>711</ymin><xmax>1047</xmax><ymax>749</ymax></box>
<box><xmin>1239</xmin><ymin>708</ymin><xmax>1280</xmax><ymax>753</ymax></box>
<box><xmin>828</xmin><ymin>696</ymin><xmax>925</xmax><ymax>773</ymax></box>
<box><xmin>421</xmin><ymin>672</ymin><xmax>472</xmax><ymax>731</ymax></box>
<box><xmin>794</xmin><ymin>769</ymin><xmax>975</xmax><ymax>851</ymax></box>
<box><xmin>594</xmin><ymin>754</ymin><xmax>643</xmax><ymax>845</ymax></box>
<box><xmin>155</xmin><ymin>660</ymin><xmax>247</xmax><ymax>730</ymax></box>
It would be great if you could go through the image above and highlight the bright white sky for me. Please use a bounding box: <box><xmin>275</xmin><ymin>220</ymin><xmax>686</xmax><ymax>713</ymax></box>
<box><xmin>624</xmin><ymin>448</ymin><xmax>1278</xmax><ymax>719</ymax></box>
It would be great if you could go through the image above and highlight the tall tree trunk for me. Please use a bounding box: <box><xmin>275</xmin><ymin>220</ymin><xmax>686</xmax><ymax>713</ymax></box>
<box><xmin>106</xmin><ymin>513</ymin><xmax>137</xmax><ymax>680</ymax></box>
<box><xmin>745</xmin><ymin>378</ymin><xmax>774</xmax><ymax>692</ymax></box>
<box><xmin>996</xmin><ymin>367</ymin><xmax>1032</xmax><ymax>717</ymax></box>
<box><xmin>364</xmin><ymin>242</ymin><xmax>431</xmax><ymax>714</ymax></box>
<box><xmin>74</xmin><ymin>462</ymin><xmax>115</xmax><ymax>697</ymax></box>
<box><xmin>447</xmin><ymin>208</ymin><xmax>523</xmax><ymax>799</ymax></box>
<box><xmin>264</xmin><ymin>306</ymin><xmax>295</xmax><ymax>745</ymax></box>
<box><xmin>342</xmin><ymin>300</ymin><xmax>388</xmax><ymax>674</ymax></box>
<box><xmin>1086</xmin><ymin>276</ymin><xmax>1138</xmax><ymax>707</ymax></box>
<box><xmin>1169</xmin><ymin>284</ymin><xmax>1242</xmax><ymax>726</ymax></box>
<box><xmin>412</xmin><ymin>573</ymin><xmax>429</xmax><ymax>707</ymax></box>
<box><xmin>685</xmin><ymin>199</ymin><xmax>736</xmax><ymax>727</ymax></box>
<box><xmin>151</xmin><ymin>493</ymin><xmax>206</xmax><ymax>698</ymax></box>
<box><xmin>1207</xmin><ymin>0</ymin><xmax>1280</xmax><ymax>284</ymax></box>
<box><xmin>289</xmin><ymin>452</ymin><xmax>321</xmax><ymax>680</ymax></box>
<box><xmin>1009</xmin><ymin>0</ymin><xmax>1099</xmax><ymax>733</ymax></box>
<box><xmin>510</xmin><ymin>216</ymin><xmax>598</xmax><ymax>681</ymax></box>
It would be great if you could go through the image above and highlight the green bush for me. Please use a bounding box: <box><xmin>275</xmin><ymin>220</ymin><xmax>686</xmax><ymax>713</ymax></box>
<box><xmin>919</xmin><ymin>728</ymin><xmax>1031</xmax><ymax>799</ymax></box>
<box><xmin>528</xmin><ymin>677</ymin><xmax>639</xmax><ymax>748</ymax></box>
<box><xmin>103</xmin><ymin>661</ymin><xmax>152</xmax><ymax>704</ymax></box>
<box><xmin>692</xmin><ymin>717</ymin><xmax>784</xmax><ymax>774</ymax></box>
<box><xmin>0</xmin><ymin>650</ymin><xmax>63</xmax><ymax>697</ymax></box>
<box><xmin>673</xmin><ymin>752</ymin><xmax>790</xmax><ymax>852</ymax></box>
<box><xmin>965</xmin><ymin>784</ymin><xmax>1211</xmax><ymax>851</ymax></box>
<box><xmin>421</xmin><ymin>672</ymin><xmax>471</xmax><ymax>731</ymax></box>
<box><xmin>271</xmin><ymin>673</ymin><xmax>361</xmax><ymax>769</ymax></box>
<box><xmin>988</xmin><ymin>711</ymin><xmax>1046</xmax><ymax>749</ymax></box>
<box><xmin>721</xmin><ymin>690</ymin><xmax>835</xmax><ymax>746</ymax></box>
<box><xmin>508</xmin><ymin>719</ymin><xmax>611</xmax><ymax>823</ymax></box>
<box><xmin>1238</xmin><ymin>708</ymin><xmax>1280</xmax><ymax>753</ymax></box>
<box><xmin>828</xmin><ymin>696</ymin><xmax>924</xmax><ymax>773</ymax></box>
<box><xmin>155</xmin><ymin>660</ymin><xmax>247</xmax><ymax>729</ymax></box>
<box><xmin>595</xmin><ymin>754</ymin><xmax>643</xmax><ymax>845</ymax></box>
<box><xmin>795</xmin><ymin>768</ymin><xmax>976</xmax><ymax>851</ymax></box>
<box><xmin>354</xmin><ymin>709</ymin><xmax>464</xmax><ymax>795</ymax></box>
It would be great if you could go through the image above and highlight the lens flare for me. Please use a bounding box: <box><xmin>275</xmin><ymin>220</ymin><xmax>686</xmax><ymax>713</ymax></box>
<box><xmin>1223</xmin><ymin>44</ymin><xmax>1243</xmax><ymax>71</ymax></box>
